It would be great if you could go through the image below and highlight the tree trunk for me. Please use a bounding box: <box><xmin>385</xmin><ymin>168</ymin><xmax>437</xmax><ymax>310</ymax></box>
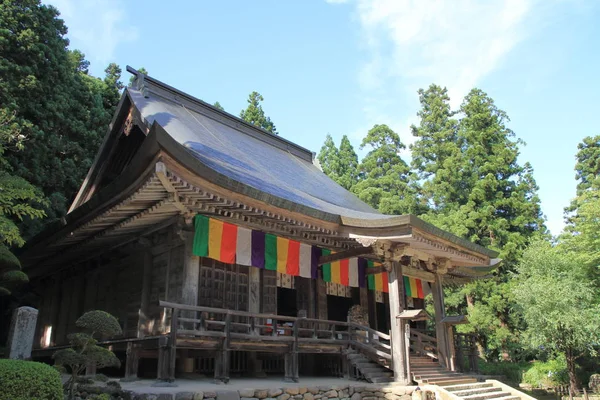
<box><xmin>466</xmin><ymin>294</ymin><xmax>486</xmax><ymax>360</ymax></box>
<box><xmin>498</xmin><ymin>317</ymin><xmax>511</xmax><ymax>361</ymax></box>
<box><xmin>566</xmin><ymin>349</ymin><xmax>579</xmax><ymax>394</ymax></box>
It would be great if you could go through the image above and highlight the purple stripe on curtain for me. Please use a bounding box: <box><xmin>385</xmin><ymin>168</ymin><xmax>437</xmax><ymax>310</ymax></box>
<box><xmin>251</xmin><ymin>230</ymin><xmax>265</xmax><ymax>268</ymax></box>
<box><xmin>358</xmin><ymin>258</ymin><xmax>367</xmax><ymax>288</ymax></box>
<box><xmin>311</xmin><ymin>246</ymin><xmax>320</xmax><ymax>279</ymax></box>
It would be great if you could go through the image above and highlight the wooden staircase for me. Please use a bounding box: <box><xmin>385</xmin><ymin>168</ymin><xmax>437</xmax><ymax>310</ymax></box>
<box><xmin>346</xmin><ymin>348</ymin><xmax>394</xmax><ymax>383</ymax></box>
<box><xmin>411</xmin><ymin>355</ymin><xmax>478</xmax><ymax>386</ymax></box>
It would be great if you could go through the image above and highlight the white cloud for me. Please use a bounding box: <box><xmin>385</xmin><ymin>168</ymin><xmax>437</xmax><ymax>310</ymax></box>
<box><xmin>47</xmin><ymin>0</ymin><xmax>138</xmax><ymax>70</ymax></box>
<box><xmin>354</xmin><ymin>0</ymin><xmax>534</xmax><ymax>105</ymax></box>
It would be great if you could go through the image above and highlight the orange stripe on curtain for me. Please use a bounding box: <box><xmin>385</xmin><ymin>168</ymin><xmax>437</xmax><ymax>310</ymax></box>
<box><xmin>340</xmin><ymin>258</ymin><xmax>349</xmax><ymax>286</ymax></box>
<box><xmin>382</xmin><ymin>271</ymin><xmax>389</xmax><ymax>293</ymax></box>
<box><xmin>286</xmin><ymin>240</ymin><xmax>300</xmax><ymax>276</ymax></box>
<box><xmin>208</xmin><ymin>218</ymin><xmax>224</xmax><ymax>261</ymax></box>
<box><xmin>276</xmin><ymin>237</ymin><xmax>289</xmax><ymax>273</ymax></box>
<box><xmin>220</xmin><ymin>222</ymin><xmax>238</xmax><ymax>263</ymax></box>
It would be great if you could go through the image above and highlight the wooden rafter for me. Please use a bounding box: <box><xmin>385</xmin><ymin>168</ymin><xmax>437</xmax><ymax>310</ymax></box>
<box><xmin>318</xmin><ymin>246</ymin><xmax>373</xmax><ymax>266</ymax></box>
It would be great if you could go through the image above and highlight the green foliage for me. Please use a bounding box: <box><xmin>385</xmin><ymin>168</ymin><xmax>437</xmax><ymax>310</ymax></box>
<box><xmin>53</xmin><ymin>310</ymin><xmax>122</xmax><ymax>399</ymax></box>
<box><xmin>352</xmin><ymin>124</ymin><xmax>422</xmax><ymax>214</ymax></box>
<box><xmin>213</xmin><ymin>101</ymin><xmax>225</xmax><ymax>111</ymax></box>
<box><xmin>76</xmin><ymin>310</ymin><xmax>123</xmax><ymax>336</ymax></box>
<box><xmin>478</xmin><ymin>359</ymin><xmax>529</xmax><ymax>384</ymax></box>
<box><xmin>522</xmin><ymin>358</ymin><xmax>569</xmax><ymax>388</ymax></box>
<box><xmin>514</xmin><ymin>239</ymin><xmax>600</xmax><ymax>391</ymax></box>
<box><xmin>240</xmin><ymin>91</ymin><xmax>277</xmax><ymax>134</ymax></box>
<box><xmin>412</xmin><ymin>87</ymin><xmax>545</xmax><ymax>361</ymax></box>
<box><xmin>0</xmin><ymin>0</ymin><xmax>122</xmax><ymax>240</ymax></box>
<box><xmin>317</xmin><ymin>134</ymin><xmax>359</xmax><ymax>190</ymax></box>
<box><xmin>0</xmin><ymin>359</ymin><xmax>63</xmax><ymax>400</ymax></box>
<box><xmin>0</xmin><ymin>244</ymin><xmax>28</xmax><ymax>295</ymax></box>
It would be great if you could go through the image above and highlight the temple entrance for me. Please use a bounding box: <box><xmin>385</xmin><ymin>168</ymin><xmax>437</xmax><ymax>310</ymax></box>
<box><xmin>277</xmin><ymin>287</ymin><xmax>297</xmax><ymax>317</ymax></box>
<box><xmin>327</xmin><ymin>295</ymin><xmax>353</xmax><ymax>322</ymax></box>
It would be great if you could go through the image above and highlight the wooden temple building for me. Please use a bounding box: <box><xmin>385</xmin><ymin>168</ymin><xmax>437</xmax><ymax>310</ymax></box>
<box><xmin>21</xmin><ymin>67</ymin><xmax>499</xmax><ymax>384</ymax></box>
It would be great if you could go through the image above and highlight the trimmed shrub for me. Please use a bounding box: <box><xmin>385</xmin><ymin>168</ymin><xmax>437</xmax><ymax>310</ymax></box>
<box><xmin>0</xmin><ymin>359</ymin><xmax>62</xmax><ymax>400</ymax></box>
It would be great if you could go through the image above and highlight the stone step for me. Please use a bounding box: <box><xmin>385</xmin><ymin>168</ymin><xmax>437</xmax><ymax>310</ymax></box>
<box><xmin>363</xmin><ymin>371</ymin><xmax>394</xmax><ymax>378</ymax></box>
<box><xmin>460</xmin><ymin>390</ymin><xmax>513</xmax><ymax>400</ymax></box>
<box><xmin>421</xmin><ymin>375</ymin><xmax>470</xmax><ymax>383</ymax></box>
<box><xmin>487</xmin><ymin>397</ymin><xmax>519</xmax><ymax>400</ymax></box>
<box><xmin>413</xmin><ymin>372</ymin><xmax>462</xmax><ymax>379</ymax></box>
<box><xmin>431</xmin><ymin>378</ymin><xmax>479</xmax><ymax>386</ymax></box>
<box><xmin>444</xmin><ymin>383</ymin><xmax>494</xmax><ymax>392</ymax></box>
<box><xmin>452</xmin><ymin>387</ymin><xmax>504</xmax><ymax>397</ymax></box>
<box><xmin>361</xmin><ymin>367</ymin><xmax>389</xmax><ymax>374</ymax></box>
<box><xmin>369</xmin><ymin>377</ymin><xmax>394</xmax><ymax>383</ymax></box>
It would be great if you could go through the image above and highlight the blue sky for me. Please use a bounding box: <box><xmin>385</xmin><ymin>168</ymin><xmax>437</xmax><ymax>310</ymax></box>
<box><xmin>48</xmin><ymin>0</ymin><xmax>600</xmax><ymax>236</ymax></box>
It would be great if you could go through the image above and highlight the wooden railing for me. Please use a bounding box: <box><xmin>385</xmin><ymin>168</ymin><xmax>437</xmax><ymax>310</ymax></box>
<box><xmin>157</xmin><ymin>301</ymin><xmax>392</xmax><ymax>381</ymax></box>
<box><xmin>410</xmin><ymin>330</ymin><xmax>438</xmax><ymax>360</ymax></box>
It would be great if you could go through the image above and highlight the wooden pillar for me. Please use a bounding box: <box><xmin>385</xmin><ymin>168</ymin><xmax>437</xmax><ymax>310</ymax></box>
<box><xmin>317</xmin><ymin>277</ymin><xmax>328</xmax><ymax>321</ymax></box>
<box><xmin>137</xmin><ymin>248</ymin><xmax>153</xmax><ymax>338</ymax></box>
<box><xmin>247</xmin><ymin>267</ymin><xmax>264</xmax><ymax>377</ymax></box>
<box><xmin>180</xmin><ymin>231</ymin><xmax>200</xmax><ymax>309</ymax></box>
<box><xmin>388</xmin><ymin>261</ymin><xmax>410</xmax><ymax>384</ymax></box>
<box><xmin>367</xmin><ymin>288</ymin><xmax>376</xmax><ymax>329</ymax></box>
<box><xmin>431</xmin><ymin>273</ymin><xmax>449</xmax><ymax>369</ymax></box>
<box><xmin>446</xmin><ymin>325</ymin><xmax>456</xmax><ymax>371</ymax></box>
<box><xmin>125</xmin><ymin>342</ymin><xmax>140</xmax><ymax>380</ymax></box>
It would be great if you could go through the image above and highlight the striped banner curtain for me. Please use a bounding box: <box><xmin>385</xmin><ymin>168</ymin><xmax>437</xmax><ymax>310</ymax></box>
<box><xmin>192</xmin><ymin>214</ymin><xmax>429</xmax><ymax>296</ymax></box>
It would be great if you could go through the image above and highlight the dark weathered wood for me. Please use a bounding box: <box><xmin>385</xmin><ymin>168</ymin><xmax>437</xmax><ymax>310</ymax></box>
<box><xmin>125</xmin><ymin>342</ymin><xmax>140</xmax><ymax>379</ymax></box>
<box><xmin>365</xmin><ymin>266</ymin><xmax>387</xmax><ymax>275</ymax></box>
<box><xmin>168</xmin><ymin>308</ymin><xmax>179</xmax><ymax>381</ymax></box>
<box><xmin>388</xmin><ymin>261</ymin><xmax>409</xmax><ymax>384</ymax></box>
<box><xmin>157</xmin><ymin>336</ymin><xmax>170</xmax><ymax>380</ymax></box>
<box><xmin>318</xmin><ymin>246</ymin><xmax>373</xmax><ymax>265</ymax></box>
<box><xmin>432</xmin><ymin>273</ymin><xmax>449</xmax><ymax>369</ymax></box>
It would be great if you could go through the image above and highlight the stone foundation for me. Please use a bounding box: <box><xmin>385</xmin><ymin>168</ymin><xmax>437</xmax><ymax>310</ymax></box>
<box><xmin>128</xmin><ymin>383</ymin><xmax>418</xmax><ymax>400</ymax></box>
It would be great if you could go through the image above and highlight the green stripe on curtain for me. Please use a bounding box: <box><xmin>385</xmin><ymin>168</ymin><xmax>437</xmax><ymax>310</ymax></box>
<box><xmin>321</xmin><ymin>249</ymin><xmax>332</xmax><ymax>282</ymax></box>
<box><xmin>264</xmin><ymin>233</ymin><xmax>278</xmax><ymax>270</ymax></box>
<box><xmin>193</xmin><ymin>214</ymin><xmax>209</xmax><ymax>257</ymax></box>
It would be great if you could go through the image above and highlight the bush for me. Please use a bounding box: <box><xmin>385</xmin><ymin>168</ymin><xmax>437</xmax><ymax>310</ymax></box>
<box><xmin>522</xmin><ymin>358</ymin><xmax>569</xmax><ymax>388</ymax></box>
<box><xmin>478</xmin><ymin>360</ymin><xmax>529</xmax><ymax>384</ymax></box>
<box><xmin>0</xmin><ymin>359</ymin><xmax>63</xmax><ymax>400</ymax></box>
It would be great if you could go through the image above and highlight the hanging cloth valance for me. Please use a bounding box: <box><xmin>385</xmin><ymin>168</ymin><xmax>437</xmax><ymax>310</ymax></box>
<box><xmin>192</xmin><ymin>214</ymin><xmax>427</xmax><ymax>297</ymax></box>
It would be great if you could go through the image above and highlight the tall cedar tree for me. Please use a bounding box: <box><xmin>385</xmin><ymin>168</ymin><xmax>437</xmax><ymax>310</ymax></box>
<box><xmin>317</xmin><ymin>134</ymin><xmax>341</xmax><ymax>182</ymax></box>
<box><xmin>412</xmin><ymin>88</ymin><xmax>544</xmax><ymax>360</ymax></box>
<box><xmin>352</xmin><ymin>124</ymin><xmax>421</xmax><ymax>214</ymax></box>
<box><xmin>0</xmin><ymin>0</ymin><xmax>122</xmax><ymax>240</ymax></box>
<box><xmin>338</xmin><ymin>135</ymin><xmax>359</xmax><ymax>190</ymax></box>
<box><xmin>240</xmin><ymin>91</ymin><xmax>277</xmax><ymax>134</ymax></box>
<box><xmin>410</xmin><ymin>85</ymin><xmax>462</xmax><ymax>209</ymax></box>
<box><xmin>562</xmin><ymin>135</ymin><xmax>600</xmax><ymax>279</ymax></box>
<box><xmin>317</xmin><ymin>134</ymin><xmax>359</xmax><ymax>190</ymax></box>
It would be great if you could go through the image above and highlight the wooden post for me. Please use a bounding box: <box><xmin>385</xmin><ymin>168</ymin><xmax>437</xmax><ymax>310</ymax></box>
<box><xmin>388</xmin><ymin>261</ymin><xmax>410</xmax><ymax>384</ymax></box>
<box><xmin>447</xmin><ymin>325</ymin><xmax>456</xmax><ymax>371</ymax></box>
<box><xmin>247</xmin><ymin>267</ymin><xmax>263</xmax><ymax>376</ymax></box>
<box><xmin>137</xmin><ymin>249</ymin><xmax>153</xmax><ymax>338</ymax></box>
<box><xmin>125</xmin><ymin>341</ymin><xmax>140</xmax><ymax>380</ymax></box>
<box><xmin>181</xmin><ymin>231</ymin><xmax>200</xmax><ymax>313</ymax></box>
<box><xmin>157</xmin><ymin>336</ymin><xmax>170</xmax><ymax>380</ymax></box>
<box><xmin>168</xmin><ymin>308</ymin><xmax>179</xmax><ymax>381</ymax></box>
<box><xmin>431</xmin><ymin>273</ymin><xmax>449</xmax><ymax>369</ymax></box>
<box><xmin>583</xmin><ymin>388</ymin><xmax>589</xmax><ymax>400</ymax></box>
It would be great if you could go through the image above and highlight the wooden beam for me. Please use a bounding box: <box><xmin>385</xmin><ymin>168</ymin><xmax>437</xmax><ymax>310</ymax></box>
<box><xmin>387</xmin><ymin>261</ymin><xmax>410</xmax><ymax>384</ymax></box>
<box><xmin>318</xmin><ymin>246</ymin><xmax>373</xmax><ymax>265</ymax></box>
<box><xmin>365</xmin><ymin>266</ymin><xmax>387</xmax><ymax>275</ymax></box>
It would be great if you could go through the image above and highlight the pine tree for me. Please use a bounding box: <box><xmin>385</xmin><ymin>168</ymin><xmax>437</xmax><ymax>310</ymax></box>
<box><xmin>0</xmin><ymin>0</ymin><xmax>122</xmax><ymax>240</ymax></box>
<box><xmin>240</xmin><ymin>91</ymin><xmax>277</xmax><ymax>134</ymax></box>
<box><xmin>410</xmin><ymin>84</ymin><xmax>462</xmax><ymax>209</ymax></box>
<box><xmin>317</xmin><ymin>134</ymin><xmax>341</xmax><ymax>182</ymax></box>
<box><xmin>352</xmin><ymin>124</ymin><xmax>420</xmax><ymax>214</ymax></box>
<box><xmin>337</xmin><ymin>135</ymin><xmax>359</xmax><ymax>190</ymax></box>
<box><xmin>412</xmin><ymin>87</ymin><xmax>545</xmax><ymax>360</ymax></box>
<box><xmin>213</xmin><ymin>101</ymin><xmax>225</xmax><ymax>111</ymax></box>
